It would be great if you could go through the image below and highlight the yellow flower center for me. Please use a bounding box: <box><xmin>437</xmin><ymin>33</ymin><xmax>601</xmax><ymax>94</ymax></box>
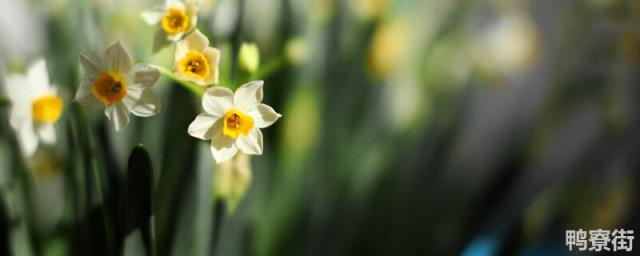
<box><xmin>223</xmin><ymin>109</ymin><xmax>254</xmax><ymax>139</ymax></box>
<box><xmin>92</xmin><ymin>72</ymin><xmax>127</xmax><ymax>106</ymax></box>
<box><xmin>161</xmin><ymin>7</ymin><xmax>190</xmax><ymax>34</ymax></box>
<box><xmin>32</xmin><ymin>95</ymin><xmax>63</xmax><ymax>124</ymax></box>
<box><xmin>178</xmin><ymin>51</ymin><xmax>210</xmax><ymax>80</ymax></box>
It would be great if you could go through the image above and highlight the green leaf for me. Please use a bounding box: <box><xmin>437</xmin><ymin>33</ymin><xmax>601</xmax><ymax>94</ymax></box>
<box><xmin>152</xmin><ymin>29</ymin><xmax>172</xmax><ymax>54</ymax></box>
<box><xmin>124</xmin><ymin>144</ymin><xmax>156</xmax><ymax>256</ymax></box>
<box><xmin>155</xmin><ymin>85</ymin><xmax>199</xmax><ymax>255</ymax></box>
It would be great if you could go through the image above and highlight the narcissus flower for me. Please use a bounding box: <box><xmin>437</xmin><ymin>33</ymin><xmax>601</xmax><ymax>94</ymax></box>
<box><xmin>74</xmin><ymin>41</ymin><xmax>161</xmax><ymax>131</ymax></box>
<box><xmin>4</xmin><ymin>59</ymin><xmax>63</xmax><ymax>156</ymax></box>
<box><xmin>142</xmin><ymin>0</ymin><xmax>198</xmax><ymax>42</ymax></box>
<box><xmin>173</xmin><ymin>30</ymin><xmax>221</xmax><ymax>86</ymax></box>
<box><xmin>188</xmin><ymin>81</ymin><xmax>281</xmax><ymax>163</ymax></box>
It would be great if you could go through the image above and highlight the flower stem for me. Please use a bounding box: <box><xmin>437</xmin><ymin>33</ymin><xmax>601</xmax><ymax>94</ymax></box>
<box><xmin>0</xmin><ymin>95</ymin><xmax>10</xmax><ymax>107</ymax></box>
<box><xmin>151</xmin><ymin>65</ymin><xmax>206</xmax><ymax>96</ymax></box>
<box><xmin>252</xmin><ymin>55</ymin><xmax>286</xmax><ymax>80</ymax></box>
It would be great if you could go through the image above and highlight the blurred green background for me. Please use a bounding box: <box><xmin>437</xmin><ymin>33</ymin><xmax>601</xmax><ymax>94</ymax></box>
<box><xmin>1</xmin><ymin>0</ymin><xmax>640</xmax><ymax>255</ymax></box>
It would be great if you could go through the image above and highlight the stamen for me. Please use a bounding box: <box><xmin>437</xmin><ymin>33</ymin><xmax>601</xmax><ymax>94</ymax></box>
<box><xmin>222</xmin><ymin>110</ymin><xmax>254</xmax><ymax>138</ymax></box>
<box><xmin>92</xmin><ymin>72</ymin><xmax>127</xmax><ymax>105</ymax></box>
<box><xmin>178</xmin><ymin>51</ymin><xmax>210</xmax><ymax>79</ymax></box>
<box><xmin>162</xmin><ymin>8</ymin><xmax>190</xmax><ymax>34</ymax></box>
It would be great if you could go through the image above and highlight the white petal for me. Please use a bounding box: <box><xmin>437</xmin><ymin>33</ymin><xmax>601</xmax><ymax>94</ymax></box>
<box><xmin>74</xmin><ymin>78</ymin><xmax>103</xmax><ymax>108</ymax></box>
<box><xmin>166</xmin><ymin>0</ymin><xmax>185</xmax><ymax>9</ymax></box>
<box><xmin>80</xmin><ymin>52</ymin><xmax>106</xmax><ymax>81</ymax></box>
<box><xmin>132</xmin><ymin>64</ymin><xmax>160</xmax><ymax>87</ymax></box>
<box><xmin>141</xmin><ymin>10</ymin><xmax>164</xmax><ymax>25</ymax></box>
<box><xmin>187</xmin><ymin>12</ymin><xmax>198</xmax><ymax>31</ymax></box>
<box><xmin>210</xmin><ymin>120</ymin><xmax>238</xmax><ymax>163</ymax></box>
<box><xmin>105</xmin><ymin>103</ymin><xmax>130</xmax><ymax>131</ymax></box>
<box><xmin>9</xmin><ymin>103</ymin><xmax>31</xmax><ymax>132</ymax></box>
<box><xmin>233</xmin><ymin>80</ymin><xmax>263</xmax><ymax>112</ymax></box>
<box><xmin>167</xmin><ymin>31</ymin><xmax>185</xmax><ymax>42</ymax></box>
<box><xmin>247</xmin><ymin>103</ymin><xmax>281</xmax><ymax>128</ymax></box>
<box><xmin>187</xmin><ymin>113</ymin><xmax>218</xmax><ymax>140</ymax></box>
<box><xmin>174</xmin><ymin>38</ymin><xmax>190</xmax><ymax>61</ymax></box>
<box><xmin>202</xmin><ymin>87</ymin><xmax>233</xmax><ymax>116</ymax></box>
<box><xmin>123</xmin><ymin>85</ymin><xmax>161</xmax><ymax>117</ymax></box>
<box><xmin>202</xmin><ymin>47</ymin><xmax>220</xmax><ymax>85</ymax></box>
<box><xmin>183</xmin><ymin>29</ymin><xmax>209</xmax><ymax>51</ymax></box>
<box><xmin>235</xmin><ymin>128</ymin><xmax>263</xmax><ymax>155</ymax></box>
<box><xmin>5</xmin><ymin>74</ymin><xmax>30</xmax><ymax>102</ymax></box>
<box><xmin>185</xmin><ymin>0</ymin><xmax>198</xmax><ymax>16</ymax></box>
<box><xmin>17</xmin><ymin>121</ymin><xmax>38</xmax><ymax>156</ymax></box>
<box><xmin>104</xmin><ymin>41</ymin><xmax>133</xmax><ymax>74</ymax></box>
<box><xmin>26</xmin><ymin>58</ymin><xmax>50</xmax><ymax>94</ymax></box>
<box><xmin>36</xmin><ymin>124</ymin><xmax>56</xmax><ymax>144</ymax></box>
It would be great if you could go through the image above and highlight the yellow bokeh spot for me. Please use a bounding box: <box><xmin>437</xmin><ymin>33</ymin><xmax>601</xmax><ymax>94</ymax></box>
<box><xmin>92</xmin><ymin>72</ymin><xmax>127</xmax><ymax>106</ymax></box>
<box><xmin>178</xmin><ymin>51</ymin><xmax>210</xmax><ymax>80</ymax></box>
<box><xmin>223</xmin><ymin>109</ymin><xmax>254</xmax><ymax>139</ymax></box>
<box><xmin>368</xmin><ymin>22</ymin><xmax>409</xmax><ymax>77</ymax></box>
<box><xmin>161</xmin><ymin>7</ymin><xmax>190</xmax><ymax>34</ymax></box>
<box><xmin>32</xmin><ymin>95</ymin><xmax>63</xmax><ymax>124</ymax></box>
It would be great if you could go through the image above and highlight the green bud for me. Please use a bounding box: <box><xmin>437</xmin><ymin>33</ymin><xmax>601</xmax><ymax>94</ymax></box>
<box><xmin>238</xmin><ymin>43</ymin><xmax>260</xmax><ymax>74</ymax></box>
<box><xmin>285</xmin><ymin>37</ymin><xmax>307</xmax><ymax>65</ymax></box>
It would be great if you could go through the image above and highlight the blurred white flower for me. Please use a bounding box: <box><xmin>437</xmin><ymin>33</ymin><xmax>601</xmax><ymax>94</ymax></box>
<box><xmin>5</xmin><ymin>59</ymin><xmax>62</xmax><ymax>156</ymax></box>
<box><xmin>173</xmin><ymin>30</ymin><xmax>221</xmax><ymax>86</ymax></box>
<box><xmin>74</xmin><ymin>41</ymin><xmax>161</xmax><ymax>131</ymax></box>
<box><xmin>210</xmin><ymin>0</ymin><xmax>238</xmax><ymax>39</ymax></box>
<box><xmin>476</xmin><ymin>11</ymin><xmax>540</xmax><ymax>75</ymax></box>
<box><xmin>141</xmin><ymin>0</ymin><xmax>198</xmax><ymax>42</ymax></box>
<box><xmin>29</xmin><ymin>149</ymin><xmax>64</xmax><ymax>235</ymax></box>
<box><xmin>188</xmin><ymin>81</ymin><xmax>281</xmax><ymax>163</ymax></box>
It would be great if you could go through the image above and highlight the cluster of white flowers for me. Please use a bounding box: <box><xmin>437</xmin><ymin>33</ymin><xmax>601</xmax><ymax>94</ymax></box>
<box><xmin>3</xmin><ymin>0</ymin><xmax>280</xmax><ymax>165</ymax></box>
<box><xmin>140</xmin><ymin>0</ymin><xmax>280</xmax><ymax>163</ymax></box>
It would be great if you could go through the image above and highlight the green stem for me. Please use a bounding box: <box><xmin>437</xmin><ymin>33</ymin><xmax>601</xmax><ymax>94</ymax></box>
<box><xmin>151</xmin><ymin>65</ymin><xmax>205</xmax><ymax>96</ymax></box>
<box><xmin>252</xmin><ymin>56</ymin><xmax>286</xmax><ymax>81</ymax></box>
<box><xmin>0</xmin><ymin>96</ymin><xmax>10</xmax><ymax>107</ymax></box>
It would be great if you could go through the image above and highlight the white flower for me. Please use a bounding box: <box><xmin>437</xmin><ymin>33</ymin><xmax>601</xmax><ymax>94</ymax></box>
<box><xmin>173</xmin><ymin>29</ymin><xmax>221</xmax><ymax>86</ymax></box>
<box><xmin>188</xmin><ymin>81</ymin><xmax>281</xmax><ymax>163</ymax></box>
<box><xmin>74</xmin><ymin>41</ymin><xmax>161</xmax><ymax>131</ymax></box>
<box><xmin>477</xmin><ymin>11</ymin><xmax>539</xmax><ymax>75</ymax></box>
<box><xmin>141</xmin><ymin>0</ymin><xmax>198</xmax><ymax>42</ymax></box>
<box><xmin>4</xmin><ymin>59</ymin><xmax>63</xmax><ymax>156</ymax></box>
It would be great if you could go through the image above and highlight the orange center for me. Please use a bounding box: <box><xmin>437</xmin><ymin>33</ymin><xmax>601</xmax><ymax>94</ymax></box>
<box><xmin>178</xmin><ymin>51</ymin><xmax>210</xmax><ymax>80</ymax></box>
<box><xmin>92</xmin><ymin>72</ymin><xmax>127</xmax><ymax>106</ymax></box>
<box><xmin>223</xmin><ymin>109</ymin><xmax>254</xmax><ymax>138</ymax></box>
<box><xmin>161</xmin><ymin>7</ymin><xmax>190</xmax><ymax>34</ymax></box>
<box><xmin>32</xmin><ymin>95</ymin><xmax>63</xmax><ymax>123</ymax></box>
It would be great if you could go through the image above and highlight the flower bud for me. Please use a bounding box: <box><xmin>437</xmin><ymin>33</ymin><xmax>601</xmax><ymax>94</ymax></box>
<box><xmin>238</xmin><ymin>43</ymin><xmax>260</xmax><ymax>74</ymax></box>
<box><xmin>213</xmin><ymin>153</ymin><xmax>253</xmax><ymax>213</ymax></box>
<box><xmin>285</xmin><ymin>37</ymin><xmax>307</xmax><ymax>65</ymax></box>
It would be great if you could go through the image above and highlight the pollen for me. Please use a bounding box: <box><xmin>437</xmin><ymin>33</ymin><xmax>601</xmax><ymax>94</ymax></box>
<box><xmin>162</xmin><ymin>7</ymin><xmax>190</xmax><ymax>34</ymax></box>
<box><xmin>92</xmin><ymin>72</ymin><xmax>127</xmax><ymax>106</ymax></box>
<box><xmin>223</xmin><ymin>109</ymin><xmax>254</xmax><ymax>138</ymax></box>
<box><xmin>32</xmin><ymin>95</ymin><xmax>63</xmax><ymax>124</ymax></box>
<box><xmin>178</xmin><ymin>51</ymin><xmax>210</xmax><ymax>80</ymax></box>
